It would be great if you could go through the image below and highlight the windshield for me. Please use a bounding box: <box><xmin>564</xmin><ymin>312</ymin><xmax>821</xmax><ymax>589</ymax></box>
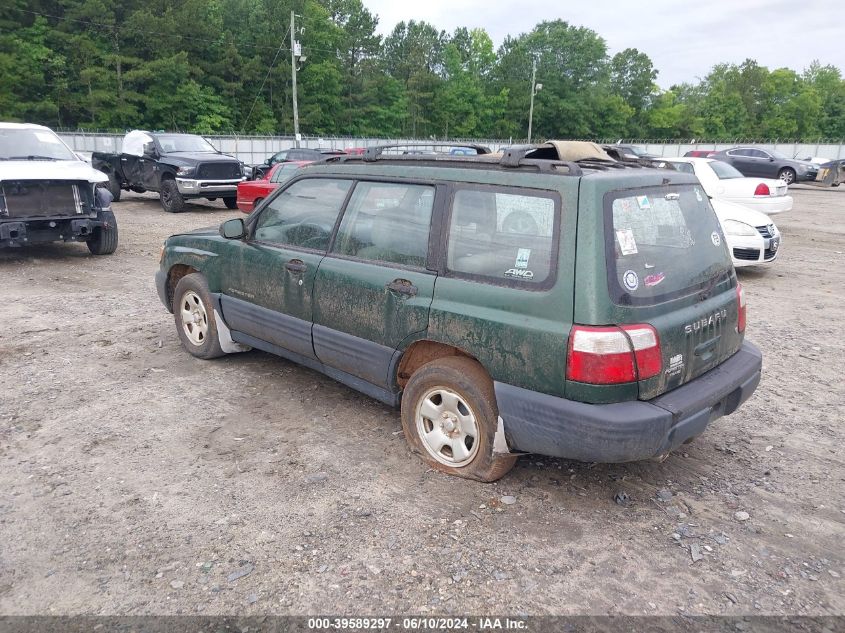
<box><xmin>708</xmin><ymin>160</ymin><xmax>744</xmax><ymax>179</ymax></box>
<box><xmin>767</xmin><ymin>149</ymin><xmax>790</xmax><ymax>160</ymax></box>
<box><xmin>0</xmin><ymin>128</ymin><xmax>77</xmax><ymax>161</ymax></box>
<box><xmin>155</xmin><ymin>134</ymin><xmax>217</xmax><ymax>153</ymax></box>
<box><xmin>627</xmin><ymin>145</ymin><xmax>648</xmax><ymax>156</ymax></box>
<box><xmin>606</xmin><ymin>184</ymin><xmax>733</xmax><ymax>305</ymax></box>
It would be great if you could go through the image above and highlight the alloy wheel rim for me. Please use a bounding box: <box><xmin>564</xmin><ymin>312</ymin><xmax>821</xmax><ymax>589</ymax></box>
<box><xmin>415</xmin><ymin>387</ymin><xmax>479</xmax><ymax>467</ymax></box>
<box><xmin>180</xmin><ymin>291</ymin><xmax>208</xmax><ymax>346</ymax></box>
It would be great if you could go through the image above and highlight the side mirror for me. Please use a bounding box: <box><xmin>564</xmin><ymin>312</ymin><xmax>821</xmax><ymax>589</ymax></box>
<box><xmin>220</xmin><ymin>218</ymin><xmax>246</xmax><ymax>239</ymax></box>
<box><xmin>769</xmin><ymin>157</ymin><xmax>775</xmax><ymax>162</ymax></box>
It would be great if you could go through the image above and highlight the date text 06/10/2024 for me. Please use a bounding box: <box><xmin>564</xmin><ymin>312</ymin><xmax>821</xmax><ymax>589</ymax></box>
<box><xmin>307</xmin><ymin>617</ymin><xmax>528</xmax><ymax>630</ymax></box>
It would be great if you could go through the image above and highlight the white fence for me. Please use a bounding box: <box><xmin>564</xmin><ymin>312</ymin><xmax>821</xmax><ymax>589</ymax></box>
<box><xmin>59</xmin><ymin>132</ymin><xmax>845</xmax><ymax>164</ymax></box>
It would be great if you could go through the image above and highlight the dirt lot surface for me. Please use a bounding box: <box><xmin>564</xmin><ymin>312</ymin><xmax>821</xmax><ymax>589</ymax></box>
<box><xmin>1</xmin><ymin>186</ymin><xmax>843</xmax><ymax>617</ymax></box>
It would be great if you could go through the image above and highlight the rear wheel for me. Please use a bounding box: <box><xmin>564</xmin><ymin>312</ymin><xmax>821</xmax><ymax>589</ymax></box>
<box><xmin>223</xmin><ymin>197</ymin><xmax>238</xmax><ymax>210</ymax></box>
<box><xmin>172</xmin><ymin>273</ymin><xmax>224</xmax><ymax>359</ymax></box>
<box><xmin>107</xmin><ymin>173</ymin><xmax>122</xmax><ymax>202</ymax></box>
<box><xmin>401</xmin><ymin>356</ymin><xmax>516</xmax><ymax>482</ymax></box>
<box><xmin>160</xmin><ymin>179</ymin><xmax>185</xmax><ymax>213</ymax></box>
<box><xmin>778</xmin><ymin>167</ymin><xmax>796</xmax><ymax>185</ymax></box>
<box><xmin>86</xmin><ymin>210</ymin><xmax>118</xmax><ymax>255</ymax></box>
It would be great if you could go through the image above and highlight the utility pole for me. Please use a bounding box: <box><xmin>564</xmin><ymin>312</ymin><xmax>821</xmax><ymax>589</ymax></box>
<box><xmin>290</xmin><ymin>10</ymin><xmax>300</xmax><ymax>148</ymax></box>
<box><xmin>527</xmin><ymin>59</ymin><xmax>536</xmax><ymax>144</ymax></box>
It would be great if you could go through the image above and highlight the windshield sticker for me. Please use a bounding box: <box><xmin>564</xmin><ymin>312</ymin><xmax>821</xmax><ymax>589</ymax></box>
<box><xmin>664</xmin><ymin>192</ymin><xmax>680</xmax><ymax>201</ymax></box>
<box><xmin>504</xmin><ymin>268</ymin><xmax>534</xmax><ymax>280</ymax></box>
<box><xmin>623</xmin><ymin>270</ymin><xmax>639</xmax><ymax>292</ymax></box>
<box><xmin>644</xmin><ymin>272</ymin><xmax>665</xmax><ymax>287</ymax></box>
<box><xmin>619</xmin><ymin>198</ymin><xmax>634</xmax><ymax>213</ymax></box>
<box><xmin>636</xmin><ymin>195</ymin><xmax>651</xmax><ymax>210</ymax></box>
<box><xmin>34</xmin><ymin>132</ymin><xmax>61</xmax><ymax>144</ymax></box>
<box><xmin>695</xmin><ymin>187</ymin><xmax>704</xmax><ymax>202</ymax></box>
<box><xmin>666</xmin><ymin>354</ymin><xmax>684</xmax><ymax>378</ymax></box>
<box><xmin>515</xmin><ymin>248</ymin><xmax>531</xmax><ymax>269</ymax></box>
<box><xmin>711</xmin><ymin>231</ymin><xmax>721</xmax><ymax>246</ymax></box>
<box><xmin>616</xmin><ymin>229</ymin><xmax>638</xmax><ymax>256</ymax></box>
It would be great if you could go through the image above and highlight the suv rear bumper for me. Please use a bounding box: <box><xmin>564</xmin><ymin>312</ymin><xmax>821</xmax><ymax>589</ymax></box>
<box><xmin>495</xmin><ymin>341</ymin><xmax>762</xmax><ymax>462</ymax></box>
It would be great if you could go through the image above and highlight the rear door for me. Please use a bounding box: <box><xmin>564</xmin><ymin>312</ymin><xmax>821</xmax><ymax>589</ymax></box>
<box><xmin>576</xmin><ymin>174</ymin><xmax>742</xmax><ymax>401</ymax></box>
<box><xmin>311</xmin><ymin>180</ymin><xmax>439</xmax><ymax>388</ymax></box>
<box><xmin>217</xmin><ymin>177</ymin><xmax>353</xmax><ymax>357</ymax></box>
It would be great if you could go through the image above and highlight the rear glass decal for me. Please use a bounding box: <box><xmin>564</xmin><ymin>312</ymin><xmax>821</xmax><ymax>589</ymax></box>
<box><xmin>644</xmin><ymin>272</ymin><xmax>665</xmax><ymax>287</ymax></box>
<box><xmin>622</xmin><ymin>270</ymin><xmax>639</xmax><ymax>291</ymax></box>
<box><xmin>504</xmin><ymin>268</ymin><xmax>534</xmax><ymax>280</ymax></box>
<box><xmin>616</xmin><ymin>229</ymin><xmax>638</xmax><ymax>255</ymax></box>
<box><xmin>694</xmin><ymin>187</ymin><xmax>704</xmax><ymax>202</ymax></box>
<box><xmin>711</xmin><ymin>231</ymin><xmax>721</xmax><ymax>246</ymax></box>
<box><xmin>515</xmin><ymin>248</ymin><xmax>531</xmax><ymax>268</ymax></box>
<box><xmin>636</xmin><ymin>195</ymin><xmax>651</xmax><ymax>210</ymax></box>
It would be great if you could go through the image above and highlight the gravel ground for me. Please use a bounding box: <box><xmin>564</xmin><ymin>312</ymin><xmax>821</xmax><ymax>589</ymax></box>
<box><xmin>0</xmin><ymin>186</ymin><xmax>842</xmax><ymax>616</ymax></box>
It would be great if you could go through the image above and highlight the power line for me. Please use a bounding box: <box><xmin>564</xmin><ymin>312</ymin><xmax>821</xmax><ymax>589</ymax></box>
<box><xmin>241</xmin><ymin>29</ymin><xmax>291</xmax><ymax>132</ymax></box>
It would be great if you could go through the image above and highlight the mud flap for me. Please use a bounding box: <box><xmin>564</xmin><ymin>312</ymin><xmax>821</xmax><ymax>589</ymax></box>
<box><xmin>213</xmin><ymin>309</ymin><xmax>251</xmax><ymax>354</ymax></box>
<box><xmin>493</xmin><ymin>416</ymin><xmax>511</xmax><ymax>454</ymax></box>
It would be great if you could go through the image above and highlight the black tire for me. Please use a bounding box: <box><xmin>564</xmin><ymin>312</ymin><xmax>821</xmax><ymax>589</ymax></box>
<box><xmin>401</xmin><ymin>356</ymin><xmax>517</xmax><ymax>482</ymax></box>
<box><xmin>223</xmin><ymin>197</ymin><xmax>238</xmax><ymax>210</ymax></box>
<box><xmin>778</xmin><ymin>167</ymin><xmax>796</xmax><ymax>185</ymax></box>
<box><xmin>86</xmin><ymin>210</ymin><xmax>119</xmax><ymax>255</ymax></box>
<box><xmin>107</xmin><ymin>173</ymin><xmax>122</xmax><ymax>202</ymax></box>
<box><xmin>172</xmin><ymin>273</ymin><xmax>225</xmax><ymax>359</ymax></box>
<box><xmin>252</xmin><ymin>197</ymin><xmax>264</xmax><ymax>211</ymax></box>
<box><xmin>160</xmin><ymin>179</ymin><xmax>186</xmax><ymax>213</ymax></box>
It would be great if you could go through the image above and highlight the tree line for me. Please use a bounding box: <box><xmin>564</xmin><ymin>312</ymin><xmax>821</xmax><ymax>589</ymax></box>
<box><xmin>1</xmin><ymin>0</ymin><xmax>843</xmax><ymax>141</ymax></box>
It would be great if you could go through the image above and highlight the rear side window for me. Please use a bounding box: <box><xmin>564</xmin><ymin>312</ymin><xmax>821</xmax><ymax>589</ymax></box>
<box><xmin>606</xmin><ymin>185</ymin><xmax>732</xmax><ymax>305</ymax></box>
<box><xmin>332</xmin><ymin>182</ymin><xmax>434</xmax><ymax>268</ymax></box>
<box><xmin>446</xmin><ymin>187</ymin><xmax>559</xmax><ymax>287</ymax></box>
<box><xmin>253</xmin><ymin>178</ymin><xmax>352</xmax><ymax>250</ymax></box>
<box><xmin>270</xmin><ymin>163</ymin><xmax>300</xmax><ymax>183</ymax></box>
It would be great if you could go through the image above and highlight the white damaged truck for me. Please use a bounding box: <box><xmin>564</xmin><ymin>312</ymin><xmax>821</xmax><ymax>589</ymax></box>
<box><xmin>0</xmin><ymin>123</ymin><xmax>117</xmax><ymax>255</ymax></box>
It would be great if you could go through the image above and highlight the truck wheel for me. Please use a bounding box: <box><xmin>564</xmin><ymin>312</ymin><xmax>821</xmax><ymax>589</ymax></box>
<box><xmin>87</xmin><ymin>210</ymin><xmax>119</xmax><ymax>255</ymax></box>
<box><xmin>107</xmin><ymin>173</ymin><xmax>122</xmax><ymax>202</ymax></box>
<box><xmin>161</xmin><ymin>179</ymin><xmax>185</xmax><ymax>213</ymax></box>
<box><xmin>401</xmin><ymin>356</ymin><xmax>517</xmax><ymax>482</ymax></box>
<box><xmin>172</xmin><ymin>273</ymin><xmax>225</xmax><ymax>359</ymax></box>
<box><xmin>223</xmin><ymin>197</ymin><xmax>238</xmax><ymax>210</ymax></box>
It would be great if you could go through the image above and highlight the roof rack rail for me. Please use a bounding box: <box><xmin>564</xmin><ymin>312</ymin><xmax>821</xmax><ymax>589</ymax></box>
<box><xmin>363</xmin><ymin>142</ymin><xmax>493</xmax><ymax>161</ymax></box>
<box><xmin>500</xmin><ymin>146</ymin><xmax>583</xmax><ymax>176</ymax></box>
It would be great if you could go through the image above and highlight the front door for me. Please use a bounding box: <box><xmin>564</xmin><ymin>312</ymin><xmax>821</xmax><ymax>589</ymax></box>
<box><xmin>311</xmin><ymin>181</ymin><xmax>440</xmax><ymax>388</ymax></box>
<box><xmin>217</xmin><ymin>177</ymin><xmax>354</xmax><ymax>358</ymax></box>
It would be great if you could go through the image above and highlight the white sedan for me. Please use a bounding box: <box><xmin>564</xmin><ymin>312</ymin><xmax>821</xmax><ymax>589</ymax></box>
<box><xmin>666</xmin><ymin>157</ymin><xmax>792</xmax><ymax>215</ymax></box>
<box><xmin>711</xmin><ymin>198</ymin><xmax>781</xmax><ymax>268</ymax></box>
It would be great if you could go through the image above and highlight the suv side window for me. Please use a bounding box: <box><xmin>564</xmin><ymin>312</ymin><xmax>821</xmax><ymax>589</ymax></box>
<box><xmin>446</xmin><ymin>187</ymin><xmax>559</xmax><ymax>286</ymax></box>
<box><xmin>332</xmin><ymin>181</ymin><xmax>435</xmax><ymax>268</ymax></box>
<box><xmin>253</xmin><ymin>178</ymin><xmax>352</xmax><ymax>250</ymax></box>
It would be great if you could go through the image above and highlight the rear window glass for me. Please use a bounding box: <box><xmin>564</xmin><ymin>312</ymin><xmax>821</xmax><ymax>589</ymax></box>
<box><xmin>709</xmin><ymin>161</ymin><xmax>744</xmax><ymax>179</ymax></box>
<box><xmin>447</xmin><ymin>188</ymin><xmax>558</xmax><ymax>287</ymax></box>
<box><xmin>606</xmin><ymin>185</ymin><xmax>732</xmax><ymax>305</ymax></box>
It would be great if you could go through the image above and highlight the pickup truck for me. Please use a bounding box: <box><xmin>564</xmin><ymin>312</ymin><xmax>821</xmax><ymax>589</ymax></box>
<box><xmin>92</xmin><ymin>131</ymin><xmax>246</xmax><ymax>213</ymax></box>
<box><xmin>1</xmin><ymin>122</ymin><xmax>118</xmax><ymax>255</ymax></box>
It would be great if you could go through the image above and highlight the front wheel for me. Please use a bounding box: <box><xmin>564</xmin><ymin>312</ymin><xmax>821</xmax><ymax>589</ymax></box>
<box><xmin>87</xmin><ymin>210</ymin><xmax>119</xmax><ymax>255</ymax></box>
<box><xmin>401</xmin><ymin>356</ymin><xmax>517</xmax><ymax>482</ymax></box>
<box><xmin>778</xmin><ymin>167</ymin><xmax>796</xmax><ymax>185</ymax></box>
<box><xmin>160</xmin><ymin>179</ymin><xmax>186</xmax><ymax>213</ymax></box>
<box><xmin>223</xmin><ymin>197</ymin><xmax>238</xmax><ymax>210</ymax></box>
<box><xmin>172</xmin><ymin>273</ymin><xmax>224</xmax><ymax>359</ymax></box>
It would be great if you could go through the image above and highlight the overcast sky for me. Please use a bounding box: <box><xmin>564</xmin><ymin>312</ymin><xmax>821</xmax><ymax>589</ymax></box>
<box><xmin>363</xmin><ymin>0</ymin><xmax>841</xmax><ymax>88</ymax></box>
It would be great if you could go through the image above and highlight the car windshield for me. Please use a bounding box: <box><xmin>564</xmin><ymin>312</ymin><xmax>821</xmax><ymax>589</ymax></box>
<box><xmin>627</xmin><ymin>145</ymin><xmax>648</xmax><ymax>156</ymax></box>
<box><xmin>156</xmin><ymin>134</ymin><xmax>217</xmax><ymax>153</ymax></box>
<box><xmin>606</xmin><ymin>184</ymin><xmax>733</xmax><ymax>305</ymax></box>
<box><xmin>0</xmin><ymin>128</ymin><xmax>77</xmax><ymax>161</ymax></box>
<box><xmin>767</xmin><ymin>149</ymin><xmax>790</xmax><ymax>160</ymax></box>
<box><xmin>708</xmin><ymin>161</ymin><xmax>744</xmax><ymax>179</ymax></box>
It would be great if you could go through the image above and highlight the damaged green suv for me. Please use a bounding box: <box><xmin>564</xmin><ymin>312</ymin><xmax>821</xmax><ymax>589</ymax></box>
<box><xmin>156</xmin><ymin>143</ymin><xmax>762</xmax><ymax>482</ymax></box>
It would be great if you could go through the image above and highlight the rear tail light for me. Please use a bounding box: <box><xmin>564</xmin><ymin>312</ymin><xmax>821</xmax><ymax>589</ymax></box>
<box><xmin>566</xmin><ymin>324</ymin><xmax>662</xmax><ymax>385</ymax></box>
<box><xmin>736</xmin><ymin>283</ymin><xmax>746</xmax><ymax>333</ymax></box>
<box><xmin>754</xmin><ymin>183</ymin><xmax>770</xmax><ymax>196</ymax></box>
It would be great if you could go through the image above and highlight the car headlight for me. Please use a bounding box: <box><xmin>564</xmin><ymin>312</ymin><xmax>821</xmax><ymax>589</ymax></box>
<box><xmin>176</xmin><ymin>166</ymin><xmax>195</xmax><ymax>176</ymax></box>
<box><xmin>723</xmin><ymin>220</ymin><xmax>758</xmax><ymax>236</ymax></box>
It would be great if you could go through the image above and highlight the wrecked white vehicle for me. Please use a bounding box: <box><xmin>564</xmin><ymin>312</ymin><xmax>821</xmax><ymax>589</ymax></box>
<box><xmin>0</xmin><ymin>123</ymin><xmax>117</xmax><ymax>255</ymax></box>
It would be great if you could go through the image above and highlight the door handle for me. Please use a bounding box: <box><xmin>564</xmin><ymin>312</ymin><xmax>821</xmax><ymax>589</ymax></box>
<box><xmin>386</xmin><ymin>279</ymin><xmax>418</xmax><ymax>297</ymax></box>
<box><xmin>285</xmin><ymin>259</ymin><xmax>307</xmax><ymax>274</ymax></box>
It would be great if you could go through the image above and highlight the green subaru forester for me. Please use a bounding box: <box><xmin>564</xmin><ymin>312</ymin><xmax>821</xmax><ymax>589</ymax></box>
<box><xmin>156</xmin><ymin>144</ymin><xmax>761</xmax><ymax>482</ymax></box>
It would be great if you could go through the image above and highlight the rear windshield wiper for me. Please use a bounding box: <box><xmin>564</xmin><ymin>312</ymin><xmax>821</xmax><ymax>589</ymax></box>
<box><xmin>7</xmin><ymin>155</ymin><xmax>59</xmax><ymax>160</ymax></box>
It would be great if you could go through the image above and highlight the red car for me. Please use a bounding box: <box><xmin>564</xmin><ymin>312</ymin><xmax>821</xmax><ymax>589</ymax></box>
<box><xmin>236</xmin><ymin>161</ymin><xmax>311</xmax><ymax>213</ymax></box>
<box><xmin>684</xmin><ymin>150</ymin><xmax>717</xmax><ymax>158</ymax></box>
<box><xmin>344</xmin><ymin>147</ymin><xmax>367</xmax><ymax>155</ymax></box>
